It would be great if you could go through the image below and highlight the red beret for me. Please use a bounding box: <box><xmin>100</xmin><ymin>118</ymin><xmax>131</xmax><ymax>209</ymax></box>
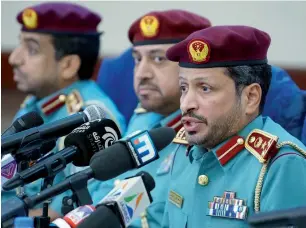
<box><xmin>17</xmin><ymin>2</ymin><xmax>101</xmax><ymax>35</ymax></box>
<box><xmin>166</xmin><ymin>25</ymin><xmax>271</xmax><ymax>68</ymax></box>
<box><xmin>128</xmin><ymin>10</ymin><xmax>211</xmax><ymax>46</ymax></box>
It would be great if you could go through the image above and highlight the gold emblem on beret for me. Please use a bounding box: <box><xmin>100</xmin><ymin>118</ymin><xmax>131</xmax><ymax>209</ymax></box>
<box><xmin>188</xmin><ymin>39</ymin><xmax>210</xmax><ymax>64</ymax></box>
<box><xmin>140</xmin><ymin>15</ymin><xmax>159</xmax><ymax>38</ymax></box>
<box><xmin>22</xmin><ymin>8</ymin><xmax>38</xmax><ymax>29</ymax></box>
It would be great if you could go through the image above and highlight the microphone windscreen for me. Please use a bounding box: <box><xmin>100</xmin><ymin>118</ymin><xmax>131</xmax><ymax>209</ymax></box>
<box><xmin>90</xmin><ymin>127</ymin><xmax>176</xmax><ymax>181</ymax></box>
<box><xmin>64</xmin><ymin>119</ymin><xmax>121</xmax><ymax>166</ymax></box>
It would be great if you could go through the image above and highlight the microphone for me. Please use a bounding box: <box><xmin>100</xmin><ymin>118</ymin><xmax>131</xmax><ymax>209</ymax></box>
<box><xmin>2</xmin><ymin>119</ymin><xmax>121</xmax><ymax>191</ymax></box>
<box><xmin>78</xmin><ymin>171</ymin><xmax>155</xmax><ymax>228</ymax></box>
<box><xmin>1</xmin><ymin>112</ymin><xmax>44</xmax><ymax>189</ymax></box>
<box><xmin>2</xmin><ymin>111</ymin><xmax>44</xmax><ymax>137</ymax></box>
<box><xmin>90</xmin><ymin>127</ymin><xmax>176</xmax><ymax>181</ymax></box>
<box><xmin>51</xmin><ymin>205</ymin><xmax>96</xmax><ymax>228</ymax></box>
<box><xmin>1</xmin><ymin>105</ymin><xmax>106</xmax><ymax>154</ymax></box>
<box><xmin>1</xmin><ymin>127</ymin><xmax>174</xmax><ymax>222</ymax></box>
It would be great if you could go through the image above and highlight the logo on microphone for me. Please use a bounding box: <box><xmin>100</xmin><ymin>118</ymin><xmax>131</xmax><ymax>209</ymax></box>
<box><xmin>102</xmin><ymin>127</ymin><xmax>119</xmax><ymax>148</ymax></box>
<box><xmin>1</xmin><ymin>160</ymin><xmax>17</xmax><ymax>179</ymax></box>
<box><xmin>130</xmin><ymin>131</ymin><xmax>158</xmax><ymax>165</ymax></box>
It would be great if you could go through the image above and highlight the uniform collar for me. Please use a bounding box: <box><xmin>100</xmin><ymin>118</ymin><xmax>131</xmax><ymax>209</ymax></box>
<box><xmin>189</xmin><ymin>115</ymin><xmax>264</xmax><ymax>171</ymax></box>
<box><xmin>159</xmin><ymin>109</ymin><xmax>182</xmax><ymax>132</ymax></box>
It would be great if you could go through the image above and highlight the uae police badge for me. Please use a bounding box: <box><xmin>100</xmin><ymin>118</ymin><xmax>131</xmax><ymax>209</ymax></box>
<box><xmin>140</xmin><ymin>15</ymin><xmax>159</xmax><ymax>38</ymax></box>
<box><xmin>188</xmin><ymin>39</ymin><xmax>210</xmax><ymax>64</ymax></box>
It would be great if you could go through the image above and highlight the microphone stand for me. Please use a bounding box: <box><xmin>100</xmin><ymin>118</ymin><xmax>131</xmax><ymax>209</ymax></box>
<box><xmin>33</xmin><ymin>176</ymin><xmax>55</xmax><ymax>228</ymax></box>
<box><xmin>61</xmin><ymin>171</ymin><xmax>94</xmax><ymax>215</ymax></box>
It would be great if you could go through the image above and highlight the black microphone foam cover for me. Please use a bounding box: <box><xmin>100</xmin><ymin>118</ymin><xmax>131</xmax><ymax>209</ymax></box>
<box><xmin>90</xmin><ymin>127</ymin><xmax>176</xmax><ymax>181</ymax></box>
<box><xmin>135</xmin><ymin>171</ymin><xmax>155</xmax><ymax>192</ymax></box>
<box><xmin>148</xmin><ymin>127</ymin><xmax>176</xmax><ymax>151</ymax></box>
<box><xmin>64</xmin><ymin>119</ymin><xmax>121</xmax><ymax>166</ymax></box>
<box><xmin>14</xmin><ymin>111</ymin><xmax>44</xmax><ymax>132</ymax></box>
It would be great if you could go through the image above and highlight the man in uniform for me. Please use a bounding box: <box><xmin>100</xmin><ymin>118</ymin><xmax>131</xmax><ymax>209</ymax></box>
<box><xmin>90</xmin><ymin>10</ymin><xmax>212</xmax><ymax>228</ymax></box>
<box><xmin>161</xmin><ymin>25</ymin><xmax>306</xmax><ymax>227</ymax></box>
<box><xmin>3</xmin><ymin>2</ymin><xmax>126</xmax><ymax>220</ymax></box>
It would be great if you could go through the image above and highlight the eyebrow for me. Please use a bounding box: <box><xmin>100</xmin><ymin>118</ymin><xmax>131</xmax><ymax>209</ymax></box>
<box><xmin>132</xmin><ymin>49</ymin><xmax>166</xmax><ymax>56</ymax></box>
<box><xmin>179</xmin><ymin>75</ymin><xmax>212</xmax><ymax>83</ymax></box>
<box><xmin>22</xmin><ymin>37</ymin><xmax>40</xmax><ymax>47</ymax></box>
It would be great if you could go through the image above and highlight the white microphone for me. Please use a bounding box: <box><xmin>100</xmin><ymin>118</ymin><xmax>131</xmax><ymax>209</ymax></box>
<box><xmin>78</xmin><ymin>171</ymin><xmax>155</xmax><ymax>228</ymax></box>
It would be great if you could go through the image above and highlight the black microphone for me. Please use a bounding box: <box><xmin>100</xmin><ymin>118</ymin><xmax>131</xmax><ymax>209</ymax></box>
<box><xmin>90</xmin><ymin>127</ymin><xmax>176</xmax><ymax>181</ymax></box>
<box><xmin>78</xmin><ymin>171</ymin><xmax>155</xmax><ymax>228</ymax></box>
<box><xmin>1</xmin><ymin>105</ymin><xmax>106</xmax><ymax>154</ymax></box>
<box><xmin>2</xmin><ymin>111</ymin><xmax>44</xmax><ymax>137</ymax></box>
<box><xmin>6</xmin><ymin>127</ymin><xmax>174</xmax><ymax>210</ymax></box>
<box><xmin>2</xmin><ymin>119</ymin><xmax>121</xmax><ymax>191</ymax></box>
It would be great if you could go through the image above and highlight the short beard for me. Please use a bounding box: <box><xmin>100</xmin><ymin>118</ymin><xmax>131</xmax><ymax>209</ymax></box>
<box><xmin>186</xmin><ymin>100</ymin><xmax>243</xmax><ymax>149</ymax></box>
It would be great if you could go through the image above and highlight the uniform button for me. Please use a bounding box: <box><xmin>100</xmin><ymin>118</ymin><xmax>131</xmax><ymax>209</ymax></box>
<box><xmin>198</xmin><ymin>175</ymin><xmax>209</xmax><ymax>186</ymax></box>
<box><xmin>114</xmin><ymin>179</ymin><xmax>121</xmax><ymax>186</ymax></box>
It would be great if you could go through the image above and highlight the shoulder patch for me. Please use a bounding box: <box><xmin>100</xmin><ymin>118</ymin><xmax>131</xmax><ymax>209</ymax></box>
<box><xmin>245</xmin><ymin>129</ymin><xmax>279</xmax><ymax>163</ymax></box>
<box><xmin>134</xmin><ymin>103</ymin><xmax>147</xmax><ymax>114</ymax></box>
<box><xmin>172</xmin><ymin>127</ymin><xmax>188</xmax><ymax>145</ymax></box>
<box><xmin>66</xmin><ymin>90</ymin><xmax>84</xmax><ymax>115</ymax></box>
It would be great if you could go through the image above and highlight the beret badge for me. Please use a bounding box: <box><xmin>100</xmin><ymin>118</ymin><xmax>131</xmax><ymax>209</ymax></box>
<box><xmin>139</xmin><ymin>15</ymin><xmax>159</xmax><ymax>38</ymax></box>
<box><xmin>22</xmin><ymin>8</ymin><xmax>38</xmax><ymax>29</ymax></box>
<box><xmin>188</xmin><ymin>39</ymin><xmax>210</xmax><ymax>64</ymax></box>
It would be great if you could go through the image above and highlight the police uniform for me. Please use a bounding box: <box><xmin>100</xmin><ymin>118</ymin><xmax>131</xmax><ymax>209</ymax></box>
<box><xmin>2</xmin><ymin>2</ymin><xmax>126</xmax><ymax>215</ymax></box>
<box><xmin>161</xmin><ymin>25</ymin><xmax>306</xmax><ymax>227</ymax></box>
<box><xmin>90</xmin><ymin>10</ymin><xmax>212</xmax><ymax>228</ymax></box>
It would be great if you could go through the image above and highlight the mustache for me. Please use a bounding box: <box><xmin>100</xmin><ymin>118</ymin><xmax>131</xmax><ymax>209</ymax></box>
<box><xmin>182</xmin><ymin>111</ymin><xmax>208</xmax><ymax>124</ymax></box>
<box><xmin>137</xmin><ymin>80</ymin><xmax>160</xmax><ymax>91</ymax></box>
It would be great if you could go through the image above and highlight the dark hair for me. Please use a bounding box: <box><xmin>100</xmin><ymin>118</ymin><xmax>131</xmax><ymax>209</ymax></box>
<box><xmin>225</xmin><ymin>64</ymin><xmax>272</xmax><ymax>113</ymax></box>
<box><xmin>52</xmin><ymin>34</ymin><xmax>100</xmax><ymax>80</ymax></box>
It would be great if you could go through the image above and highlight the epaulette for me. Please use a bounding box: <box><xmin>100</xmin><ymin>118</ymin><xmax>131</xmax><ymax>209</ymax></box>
<box><xmin>172</xmin><ymin>127</ymin><xmax>188</xmax><ymax>145</ymax></box>
<box><xmin>134</xmin><ymin>103</ymin><xmax>147</xmax><ymax>114</ymax></box>
<box><xmin>65</xmin><ymin>90</ymin><xmax>84</xmax><ymax>114</ymax></box>
<box><xmin>41</xmin><ymin>94</ymin><xmax>67</xmax><ymax>116</ymax></box>
<box><xmin>216</xmin><ymin>129</ymin><xmax>280</xmax><ymax>166</ymax></box>
<box><xmin>41</xmin><ymin>90</ymin><xmax>84</xmax><ymax>116</ymax></box>
<box><xmin>245</xmin><ymin>129</ymin><xmax>279</xmax><ymax>163</ymax></box>
<box><xmin>246</xmin><ymin>129</ymin><xmax>306</xmax><ymax>213</ymax></box>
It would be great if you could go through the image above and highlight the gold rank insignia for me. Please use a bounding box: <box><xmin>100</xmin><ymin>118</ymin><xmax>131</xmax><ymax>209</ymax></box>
<box><xmin>207</xmin><ymin>191</ymin><xmax>248</xmax><ymax>220</ymax></box>
<box><xmin>188</xmin><ymin>39</ymin><xmax>210</xmax><ymax>64</ymax></box>
<box><xmin>66</xmin><ymin>90</ymin><xmax>84</xmax><ymax>115</ymax></box>
<box><xmin>41</xmin><ymin>94</ymin><xmax>66</xmax><ymax>116</ymax></box>
<box><xmin>172</xmin><ymin>127</ymin><xmax>188</xmax><ymax>145</ymax></box>
<box><xmin>134</xmin><ymin>103</ymin><xmax>147</xmax><ymax>114</ymax></box>
<box><xmin>245</xmin><ymin>129</ymin><xmax>279</xmax><ymax>163</ymax></box>
<box><xmin>169</xmin><ymin>190</ymin><xmax>184</xmax><ymax>208</ymax></box>
<box><xmin>22</xmin><ymin>8</ymin><xmax>38</xmax><ymax>29</ymax></box>
<box><xmin>140</xmin><ymin>15</ymin><xmax>159</xmax><ymax>38</ymax></box>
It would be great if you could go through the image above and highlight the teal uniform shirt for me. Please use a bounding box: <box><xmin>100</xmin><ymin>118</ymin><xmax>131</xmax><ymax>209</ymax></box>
<box><xmin>91</xmin><ymin>109</ymin><xmax>182</xmax><ymax>228</ymax></box>
<box><xmin>1</xmin><ymin>80</ymin><xmax>126</xmax><ymax>215</ymax></box>
<box><xmin>162</xmin><ymin>115</ymin><xmax>306</xmax><ymax>228</ymax></box>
